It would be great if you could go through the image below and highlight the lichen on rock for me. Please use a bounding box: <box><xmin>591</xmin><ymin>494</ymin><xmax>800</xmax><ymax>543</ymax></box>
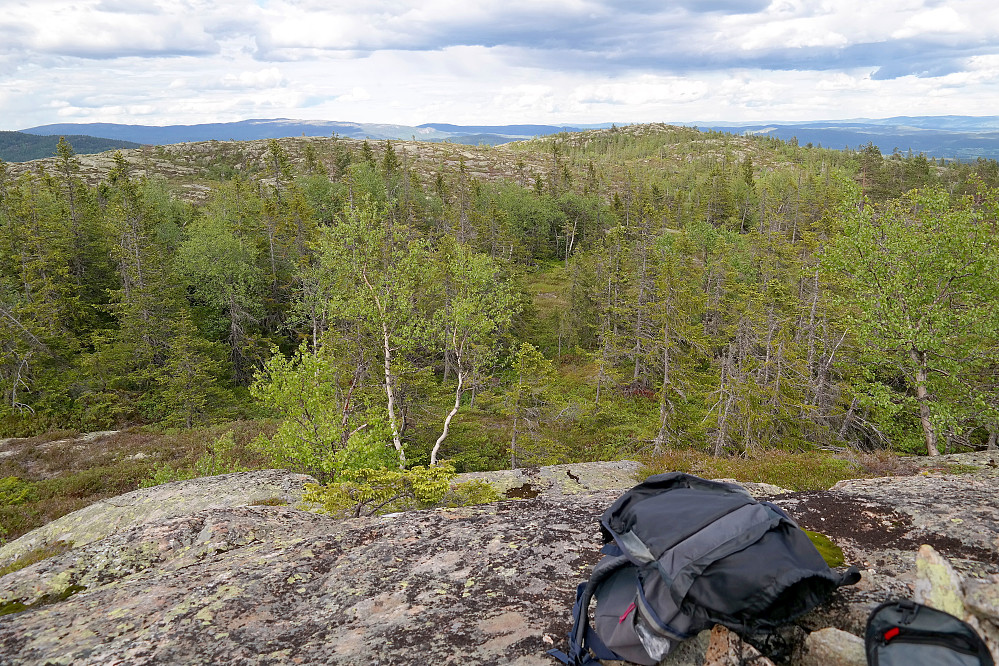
<box><xmin>0</xmin><ymin>457</ymin><xmax>997</xmax><ymax>665</ymax></box>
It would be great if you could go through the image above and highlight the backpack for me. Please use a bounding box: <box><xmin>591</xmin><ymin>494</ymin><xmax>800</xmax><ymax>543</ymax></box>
<box><xmin>865</xmin><ymin>600</ymin><xmax>994</xmax><ymax>666</ymax></box>
<box><xmin>550</xmin><ymin>472</ymin><xmax>861</xmax><ymax>666</ymax></box>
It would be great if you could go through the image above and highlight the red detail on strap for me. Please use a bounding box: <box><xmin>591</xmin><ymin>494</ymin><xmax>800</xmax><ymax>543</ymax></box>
<box><xmin>884</xmin><ymin>627</ymin><xmax>901</xmax><ymax>642</ymax></box>
<box><xmin>619</xmin><ymin>602</ymin><xmax>636</xmax><ymax>624</ymax></box>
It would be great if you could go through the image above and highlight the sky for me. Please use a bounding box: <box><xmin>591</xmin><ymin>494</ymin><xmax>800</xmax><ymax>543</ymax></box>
<box><xmin>3</xmin><ymin>0</ymin><xmax>999</xmax><ymax>130</ymax></box>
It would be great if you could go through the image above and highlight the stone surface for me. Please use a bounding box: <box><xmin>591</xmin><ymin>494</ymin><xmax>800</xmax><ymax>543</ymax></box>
<box><xmin>1</xmin><ymin>455</ymin><xmax>997</xmax><ymax>665</ymax></box>
<box><xmin>703</xmin><ymin>625</ymin><xmax>775</xmax><ymax>666</ymax></box>
<box><xmin>965</xmin><ymin>576</ymin><xmax>999</xmax><ymax>621</ymax></box>
<box><xmin>456</xmin><ymin>461</ymin><xmax>644</xmax><ymax>499</ymax></box>
<box><xmin>800</xmin><ymin>628</ymin><xmax>865</xmax><ymax>666</ymax></box>
<box><xmin>773</xmin><ymin>467</ymin><xmax>999</xmax><ymax>637</ymax></box>
<box><xmin>0</xmin><ymin>469</ymin><xmax>316</xmax><ymax>568</ymax></box>
<box><xmin>0</xmin><ymin>494</ymin><xmax>614</xmax><ymax>665</ymax></box>
<box><xmin>914</xmin><ymin>544</ymin><xmax>967</xmax><ymax>618</ymax></box>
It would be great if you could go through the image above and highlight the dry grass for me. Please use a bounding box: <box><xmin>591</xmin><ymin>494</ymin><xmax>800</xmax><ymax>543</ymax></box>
<box><xmin>638</xmin><ymin>447</ymin><xmax>920</xmax><ymax>492</ymax></box>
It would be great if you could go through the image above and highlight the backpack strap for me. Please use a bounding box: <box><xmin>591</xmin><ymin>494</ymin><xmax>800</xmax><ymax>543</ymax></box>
<box><xmin>549</xmin><ymin>554</ymin><xmax>632</xmax><ymax>665</ymax></box>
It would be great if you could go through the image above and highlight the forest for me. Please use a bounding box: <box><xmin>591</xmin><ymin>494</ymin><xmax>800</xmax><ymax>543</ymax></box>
<box><xmin>1</xmin><ymin>125</ymin><xmax>998</xmax><ymax>488</ymax></box>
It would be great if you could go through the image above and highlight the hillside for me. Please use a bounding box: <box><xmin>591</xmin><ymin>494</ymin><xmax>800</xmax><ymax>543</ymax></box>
<box><xmin>1</xmin><ymin>124</ymin><xmax>997</xmax><ymax>544</ymax></box>
<box><xmin>18</xmin><ymin>119</ymin><xmax>603</xmax><ymax>148</ymax></box>
<box><xmin>693</xmin><ymin>117</ymin><xmax>999</xmax><ymax>161</ymax></box>
<box><xmin>0</xmin><ymin>131</ymin><xmax>141</xmax><ymax>162</ymax></box>
<box><xmin>18</xmin><ymin>115</ymin><xmax>999</xmax><ymax>159</ymax></box>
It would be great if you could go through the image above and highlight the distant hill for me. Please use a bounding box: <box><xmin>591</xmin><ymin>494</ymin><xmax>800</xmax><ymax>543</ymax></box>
<box><xmin>17</xmin><ymin>116</ymin><xmax>999</xmax><ymax>160</ymax></box>
<box><xmin>690</xmin><ymin>116</ymin><xmax>999</xmax><ymax>161</ymax></box>
<box><xmin>0</xmin><ymin>131</ymin><xmax>141</xmax><ymax>163</ymax></box>
<box><xmin>19</xmin><ymin>119</ymin><xmax>608</xmax><ymax>148</ymax></box>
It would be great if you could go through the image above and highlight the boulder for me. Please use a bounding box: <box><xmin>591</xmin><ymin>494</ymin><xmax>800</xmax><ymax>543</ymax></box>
<box><xmin>0</xmin><ymin>493</ymin><xmax>616</xmax><ymax>665</ymax></box>
<box><xmin>799</xmin><ymin>628</ymin><xmax>865</xmax><ymax>666</ymax></box>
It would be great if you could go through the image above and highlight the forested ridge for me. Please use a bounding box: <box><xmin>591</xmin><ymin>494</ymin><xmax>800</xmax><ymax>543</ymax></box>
<box><xmin>2</xmin><ymin>125</ymin><xmax>998</xmax><ymax>483</ymax></box>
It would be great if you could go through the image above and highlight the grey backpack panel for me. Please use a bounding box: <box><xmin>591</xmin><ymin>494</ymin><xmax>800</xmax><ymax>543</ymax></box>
<box><xmin>866</xmin><ymin>600</ymin><xmax>994</xmax><ymax>666</ymax></box>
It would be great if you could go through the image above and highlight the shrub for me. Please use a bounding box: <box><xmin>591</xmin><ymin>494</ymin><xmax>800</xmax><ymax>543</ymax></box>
<box><xmin>140</xmin><ymin>430</ymin><xmax>249</xmax><ymax>487</ymax></box>
<box><xmin>303</xmin><ymin>463</ymin><xmax>499</xmax><ymax>518</ymax></box>
<box><xmin>0</xmin><ymin>477</ymin><xmax>37</xmax><ymax>506</ymax></box>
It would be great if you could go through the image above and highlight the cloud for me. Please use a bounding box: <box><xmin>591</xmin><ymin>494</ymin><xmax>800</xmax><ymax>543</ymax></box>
<box><xmin>892</xmin><ymin>7</ymin><xmax>969</xmax><ymax>39</ymax></box>
<box><xmin>3</xmin><ymin>0</ymin><xmax>999</xmax><ymax>130</ymax></box>
<box><xmin>221</xmin><ymin>68</ymin><xmax>286</xmax><ymax>89</ymax></box>
<box><xmin>337</xmin><ymin>88</ymin><xmax>371</xmax><ymax>103</ymax></box>
<box><xmin>0</xmin><ymin>1</ymin><xmax>219</xmax><ymax>59</ymax></box>
<box><xmin>571</xmin><ymin>77</ymin><xmax>709</xmax><ymax>105</ymax></box>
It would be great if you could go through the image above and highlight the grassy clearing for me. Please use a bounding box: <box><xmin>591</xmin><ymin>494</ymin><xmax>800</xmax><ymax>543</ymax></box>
<box><xmin>639</xmin><ymin>448</ymin><xmax>921</xmax><ymax>492</ymax></box>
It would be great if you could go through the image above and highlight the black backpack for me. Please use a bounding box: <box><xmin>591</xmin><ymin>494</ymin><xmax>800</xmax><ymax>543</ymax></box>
<box><xmin>866</xmin><ymin>600</ymin><xmax>994</xmax><ymax>666</ymax></box>
<box><xmin>550</xmin><ymin>472</ymin><xmax>861</xmax><ymax>666</ymax></box>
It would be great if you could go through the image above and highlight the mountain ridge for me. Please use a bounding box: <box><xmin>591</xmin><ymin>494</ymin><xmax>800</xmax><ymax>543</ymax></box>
<box><xmin>16</xmin><ymin>115</ymin><xmax>999</xmax><ymax>160</ymax></box>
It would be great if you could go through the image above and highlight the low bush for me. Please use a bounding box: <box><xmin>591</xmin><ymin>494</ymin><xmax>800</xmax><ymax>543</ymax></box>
<box><xmin>640</xmin><ymin>448</ymin><xmax>867</xmax><ymax>491</ymax></box>
<box><xmin>303</xmin><ymin>463</ymin><xmax>500</xmax><ymax>519</ymax></box>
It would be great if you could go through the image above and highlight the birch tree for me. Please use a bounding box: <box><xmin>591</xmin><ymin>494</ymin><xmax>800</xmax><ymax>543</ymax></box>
<box><xmin>428</xmin><ymin>239</ymin><xmax>518</xmax><ymax>465</ymax></box>
<box><xmin>315</xmin><ymin>200</ymin><xmax>430</xmax><ymax>467</ymax></box>
<box><xmin>825</xmin><ymin>186</ymin><xmax>999</xmax><ymax>455</ymax></box>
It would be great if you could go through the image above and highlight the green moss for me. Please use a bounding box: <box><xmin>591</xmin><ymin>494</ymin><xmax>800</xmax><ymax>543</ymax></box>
<box><xmin>0</xmin><ymin>584</ymin><xmax>86</xmax><ymax>616</ymax></box>
<box><xmin>0</xmin><ymin>540</ymin><xmax>74</xmax><ymax>577</ymax></box>
<box><xmin>804</xmin><ymin>530</ymin><xmax>845</xmax><ymax>568</ymax></box>
<box><xmin>0</xmin><ymin>600</ymin><xmax>28</xmax><ymax>616</ymax></box>
<box><xmin>249</xmin><ymin>497</ymin><xmax>288</xmax><ymax>506</ymax></box>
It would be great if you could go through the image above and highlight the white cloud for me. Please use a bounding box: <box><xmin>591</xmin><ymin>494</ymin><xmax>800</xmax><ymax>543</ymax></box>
<box><xmin>337</xmin><ymin>87</ymin><xmax>371</xmax><ymax>103</ymax></box>
<box><xmin>736</xmin><ymin>19</ymin><xmax>850</xmax><ymax>51</ymax></box>
<box><xmin>492</xmin><ymin>85</ymin><xmax>559</xmax><ymax>115</ymax></box>
<box><xmin>572</xmin><ymin>77</ymin><xmax>709</xmax><ymax>106</ymax></box>
<box><xmin>1</xmin><ymin>0</ymin><xmax>218</xmax><ymax>59</ymax></box>
<box><xmin>892</xmin><ymin>7</ymin><xmax>969</xmax><ymax>39</ymax></box>
<box><xmin>3</xmin><ymin>0</ymin><xmax>999</xmax><ymax>130</ymax></box>
<box><xmin>221</xmin><ymin>68</ymin><xmax>286</xmax><ymax>89</ymax></box>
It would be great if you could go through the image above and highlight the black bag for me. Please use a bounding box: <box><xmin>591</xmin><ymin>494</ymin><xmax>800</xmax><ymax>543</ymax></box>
<box><xmin>866</xmin><ymin>600</ymin><xmax>994</xmax><ymax>666</ymax></box>
<box><xmin>550</xmin><ymin>472</ymin><xmax>860</xmax><ymax>666</ymax></box>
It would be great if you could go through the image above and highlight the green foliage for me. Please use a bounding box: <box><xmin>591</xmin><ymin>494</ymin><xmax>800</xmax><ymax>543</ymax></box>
<box><xmin>0</xmin><ymin>476</ymin><xmax>37</xmax><ymax>506</ymax></box>
<box><xmin>641</xmin><ymin>448</ymin><xmax>863</xmax><ymax>492</ymax></box>
<box><xmin>302</xmin><ymin>463</ymin><xmax>498</xmax><ymax>518</ymax></box>
<box><xmin>250</xmin><ymin>342</ymin><xmax>398</xmax><ymax>482</ymax></box>
<box><xmin>803</xmin><ymin>530</ymin><xmax>845</xmax><ymax>567</ymax></box>
<box><xmin>440</xmin><ymin>478</ymin><xmax>500</xmax><ymax>508</ymax></box>
<box><xmin>824</xmin><ymin>185</ymin><xmax>999</xmax><ymax>454</ymax></box>
<box><xmin>139</xmin><ymin>429</ymin><xmax>249</xmax><ymax>487</ymax></box>
<box><xmin>3</xmin><ymin>129</ymin><xmax>997</xmax><ymax>465</ymax></box>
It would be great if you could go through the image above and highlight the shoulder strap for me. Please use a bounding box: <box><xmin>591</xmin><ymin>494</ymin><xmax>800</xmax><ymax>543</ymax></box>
<box><xmin>549</xmin><ymin>554</ymin><xmax>632</xmax><ymax>665</ymax></box>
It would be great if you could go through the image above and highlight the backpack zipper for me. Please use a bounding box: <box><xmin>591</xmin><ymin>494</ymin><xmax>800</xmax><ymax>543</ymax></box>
<box><xmin>883</xmin><ymin>628</ymin><xmax>979</xmax><ymax>656</ymax></box>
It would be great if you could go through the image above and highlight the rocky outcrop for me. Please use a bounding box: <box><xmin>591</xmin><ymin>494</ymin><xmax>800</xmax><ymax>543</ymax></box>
<box><xmin>0</xmin><ymin>456</ymin><xmax>997</xmax><ymax>665</ymax></box>
<box><xmin>457</xmin><ymin>460</ymin><xmax>644</xmax><ymax>499</ymax></box>
<box><xmin>0</xmin><ymin>469</ymin><xmax>316</xmax><ymax>569</ymax></box>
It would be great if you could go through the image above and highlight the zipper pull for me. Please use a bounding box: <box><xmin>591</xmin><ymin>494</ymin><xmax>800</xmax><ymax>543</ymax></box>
<box><xmin>619</xmin><ymin>602</ymin><xmax>636</xmax><ymax>624</ymax></box>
